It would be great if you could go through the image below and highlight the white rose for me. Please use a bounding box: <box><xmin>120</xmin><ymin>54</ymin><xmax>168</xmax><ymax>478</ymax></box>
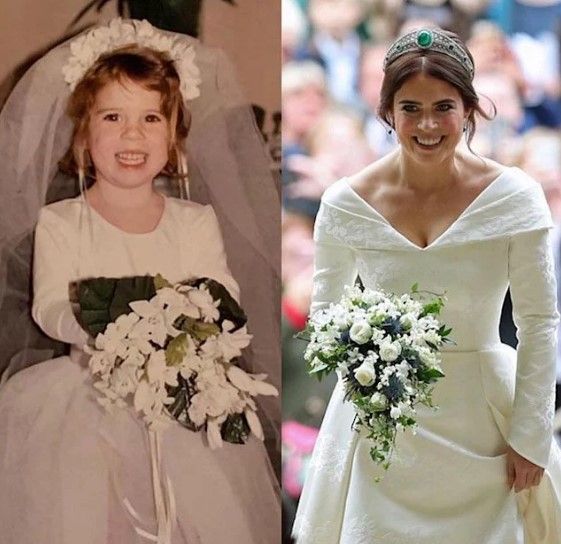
<box><xmin>418</xmin><ymin>347</ymin><xmax>438</xmax><ymax>367</ymax></box>
<box><xmin>423</xmin><ymin>330</ymin><xmax>441</xmax><ymax>346</ymax></box>
<box><xmin>370</xmin><ymin>392</ymin><xmax>388</xmax><ymax>411</ymax></box>
<box><xmin>379</xmin><ymin>341</ymin><xmax>402</xmax><ymax>362</ymax></box>
<box><xmin>390</xmin><ymin>406</ymin><xmax>402</xmax><ymax>419</ymax></box>
<box><xmin>354</xmin><ymin>361</ymin><xmax>376</xmax><ymax>387</ymax></box>
<box><xmin>349</xmin><ymin>321</ymin><xmax>372</xmax><ymax>344</ymax></box>
<box><xmin>399</xmin><ymin>313</ymin><xmax>417</xmax><ymax>330</ymax></box>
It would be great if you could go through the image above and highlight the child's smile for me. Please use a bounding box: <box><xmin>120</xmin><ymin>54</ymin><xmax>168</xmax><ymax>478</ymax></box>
<box><xmin>87</xmin><ymin>78</ymin><xmax>170</xmax><ymax>189</ymax></box>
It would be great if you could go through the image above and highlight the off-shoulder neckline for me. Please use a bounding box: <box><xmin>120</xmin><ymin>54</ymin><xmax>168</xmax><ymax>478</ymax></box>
<box><xmin>341</xmin><ymin>167</ymin><xmax>513</xmax><ymax>251</ymax></box>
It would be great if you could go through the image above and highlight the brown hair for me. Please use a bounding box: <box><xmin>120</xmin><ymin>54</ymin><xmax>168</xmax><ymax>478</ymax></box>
<box><xmin>378</xmin><ymin>31</ymin><xmax>495</xmax><ymax>147</ymax></box>
<box><xmin>60</xmin><ymin>44</ymin><xmax>190</xmax><ymax>179</ymax></box>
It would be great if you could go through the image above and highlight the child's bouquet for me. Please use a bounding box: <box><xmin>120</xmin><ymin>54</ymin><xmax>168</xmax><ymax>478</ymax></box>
<box><xmin>303</xmin><ymin>281</ymin><xmax>452</xmax><ymax>470</ymax></box>
<box><xmin>78</xmin><ymin>274</ymin><xmax>278</xmax><ymax>448</ymax></box>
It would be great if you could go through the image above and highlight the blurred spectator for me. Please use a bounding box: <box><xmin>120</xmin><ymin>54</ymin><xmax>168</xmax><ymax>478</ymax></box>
<box><xmin>295</xmin><ymin>0</ymin><xmax>370</xmax><ymax>107</ymax></box>
<box><xmin>283</xmin><ymin>0</ymin><xmax>308</xmax><ymax>63</ymax></box>
<box><xmin>510</xmin><ymin>0</ymin><xmax>561</xmax><ymax>37</ymax></box>
<box><xmin>282</xmin><ymin>61</ymin><xmax>328</xmax><ymax>169</ymax></box>
<box><xmin>517</xmin><ymin>127</ymin><xmax>561</xmax><ymax>210</ymax></box>
<box><xmin>468</xmin><ymin>20</ymin><xmax>526</xmax><ymax>94</ymax></box>
<box><xmin>360</xmin><ymin>43</ymin><xmax>398</xmax><ymax>156</ymax></box>
<box><xmin>510</xmin><ymin>30</ymin><xmax>561</xmax><ymax>129</ymax></box>
<box><xmin>286</xmin><ymin>106</ymin><xmax>375</xmax><ymax>199</ymax></box>
<box><xmin>402</xmin><ymin>0</ymin><xmax>492</xmax><ymax>40</ymax></box>
<box><xmin>398</xmin><ymin>16</ymin><xmax>441</xmax><ymax>35</ymax></box>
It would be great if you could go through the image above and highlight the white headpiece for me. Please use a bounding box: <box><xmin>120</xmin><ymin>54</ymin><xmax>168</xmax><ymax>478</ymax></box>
<box><xmin>62</xmin><ymin>18</ymin><xmax>201</xmax><ymax>101</ymax></box>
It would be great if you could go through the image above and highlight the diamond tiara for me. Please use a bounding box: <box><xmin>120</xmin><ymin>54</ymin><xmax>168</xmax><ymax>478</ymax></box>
<box><xmin>383</xmin><ymin>29</ymin><xmax>475</xmax><ymax>79</ymax></box>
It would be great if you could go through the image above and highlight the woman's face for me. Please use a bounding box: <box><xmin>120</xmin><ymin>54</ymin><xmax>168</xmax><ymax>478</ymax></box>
<box><xmin>391</xmin><ymin>73</ymin><xmax>468</xmax><ymax>165</ymax></box>
<box><xmin>87</xmin><ymin>78</ymin><xmax>170</xmax><ymax>190</ymax></box>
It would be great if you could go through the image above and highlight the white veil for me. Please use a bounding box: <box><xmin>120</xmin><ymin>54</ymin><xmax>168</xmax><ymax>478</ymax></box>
<box><xmin>0</xmin><ymin>20</ymin><xmax>281</xmax><ymax>459</ymax></box>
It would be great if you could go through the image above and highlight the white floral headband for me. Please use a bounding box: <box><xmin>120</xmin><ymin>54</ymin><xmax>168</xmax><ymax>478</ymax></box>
<box><xmin>62</xmin><ymin>18</ymin><xmax>201</xmax><ymax>101</ymax></box>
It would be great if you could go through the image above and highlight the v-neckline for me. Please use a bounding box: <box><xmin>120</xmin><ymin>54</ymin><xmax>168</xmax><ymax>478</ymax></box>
<box><xmin>343</xmin><ymin>167</ymin><xmax>511</xmax><ymax>251</ymax></box>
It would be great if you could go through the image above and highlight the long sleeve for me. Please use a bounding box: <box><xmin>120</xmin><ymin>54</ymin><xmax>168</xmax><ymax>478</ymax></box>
<box><xmin>310</xmin><ymin>200</ymin><xmax>357</xmax><ymax>315</ymax></box>
<box><xmin>32</xmin><ymin>207</ymin><xmax>89</xmax><ymax>345</ymax></box>
<box><xmin>508</xmin><ymin>228</ymin><xmax>559</xmax><ymax>467</ymax></box>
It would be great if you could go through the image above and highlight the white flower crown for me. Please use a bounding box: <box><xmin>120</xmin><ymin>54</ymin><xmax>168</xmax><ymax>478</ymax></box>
<box><xmin>62</xmin><ymin>18</ymin><xmax>201</xmax><ymax>101</ymax></box>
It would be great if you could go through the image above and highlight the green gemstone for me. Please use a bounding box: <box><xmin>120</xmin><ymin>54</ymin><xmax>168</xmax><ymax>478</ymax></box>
<box><xmin>417</xmin><ymin>30</ymin><xmax>433</xmax><ymax>48</ymax></box>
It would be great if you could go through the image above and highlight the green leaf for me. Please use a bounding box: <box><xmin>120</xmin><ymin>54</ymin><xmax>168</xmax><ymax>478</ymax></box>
<box><xmin>78</xmin><ymin>275</ymin><xmax>157</xmax><ymax>337</ymax></box>
<box><xmin>165</xmin><ymin>333</ymin><xmax>189</xmax><ymax>366</ymax></box>
<box><xmin>165</xmin><ymin>374</ymin><xmax>199</xmax><ymax>431</ymax></box>
<box><xmin>417</xmin><ymin>367</ymin><xmax>445</xmax><ymax>382</ymax></box>
<box><xmin>221</xmin><ymin>413</ymin><xmax>250</xmax><ymax>444</ymax></box>
<box><xmin>421</xmin><ymin>298</ymin><xmax>444</xmax><ymax>316</ymax></box>
<box><xmin>182</xmin><ymin>277</ymin><xmax>247</xmax><ymax>329</ymax></box>
<box><xmin>178</xmin><ymin>317</ymin><xmax>221</xmax><ymax>341</ymax></box>
<box><xmin>154</xmin><ymin>273</ymin><xmax>173</xmax><ymax>290</ymax></box>
<box><xmin>294</xmin><ymin>329</ymin><xmax>311</xmax><ymax>342</ymax></box>
<box><xmin>411</xmin><ymin>282</ymin><xmax>419</xmax><ymax>293</ymax></box>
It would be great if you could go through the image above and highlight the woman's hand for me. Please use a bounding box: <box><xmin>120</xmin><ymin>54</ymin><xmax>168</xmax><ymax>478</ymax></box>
<box><xmin>506</xmin><ymin>445</ymin><xmax>544</xmax><ymax>492</ymax></box>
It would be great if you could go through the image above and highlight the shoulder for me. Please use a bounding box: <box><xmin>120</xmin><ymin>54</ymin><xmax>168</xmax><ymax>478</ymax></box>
<box><xmin>345</xmin><ymin>153</ymin><xmax>396</xmax><ymax>202</ymax></box>
<box><xmin>37</xmin><ymin>197</ymin><xmax>82</xmax><ymax>229</ymax></box>
<box><xmin>164</xmin><ymin>197</ymin><xmax>222</xmax><ymax>230</ymax></box>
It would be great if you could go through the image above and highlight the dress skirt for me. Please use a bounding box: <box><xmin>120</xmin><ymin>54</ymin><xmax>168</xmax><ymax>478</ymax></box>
<box><xmin>0</xmin><ymin>350</ymin><xmax>280</xmax><ymax>544</ymax></box>
<box><xmin>293</xmin><ymin>344</ymin><xmax>561</xmax><ymax>544</ymax></box>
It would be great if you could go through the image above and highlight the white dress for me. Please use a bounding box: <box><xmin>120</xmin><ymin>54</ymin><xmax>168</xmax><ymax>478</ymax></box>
<box><xmin>293</xmin><ymin>167</ymin><xmax>561</xmax><ymax>544</ymax></box>
<box><xmin>0</xmin><ymin>196</ymin><xmax>280</xmax><ymax>544</ymax></box>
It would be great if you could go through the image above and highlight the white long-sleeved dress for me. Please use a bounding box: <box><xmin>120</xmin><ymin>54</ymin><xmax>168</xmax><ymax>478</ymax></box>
<box><xmin>0</xmin><ymin>196</ymin><xmax>280</xmax><ymax>544</ymax></box>
<box><xmin>293</xmin><ymin>167</ymin><xmax>561</xmax><ymax>544</ymax></box>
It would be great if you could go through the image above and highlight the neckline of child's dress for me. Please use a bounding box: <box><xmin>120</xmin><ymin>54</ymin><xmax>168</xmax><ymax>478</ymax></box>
<box><xmin>78</xmin><ymin>195</ymin><xmax>168</xmax><ymax>236</ymax></box>
<box><xmin>341</xmin><ymin>167</ymin><xmax>514</xmax><ymax>251</ymax></box>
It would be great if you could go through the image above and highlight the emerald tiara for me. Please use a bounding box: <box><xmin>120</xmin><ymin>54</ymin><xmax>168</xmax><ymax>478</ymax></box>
<box><xmin>383</xmin><ymin>29</ymin><xmax>475</xmax><ymax>79</ymax></box>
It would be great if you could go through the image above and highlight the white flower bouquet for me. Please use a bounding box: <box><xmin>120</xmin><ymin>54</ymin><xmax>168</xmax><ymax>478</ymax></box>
<box><xmin>78</xmin><ymin>274</ymin><xmax>277</xmax><ymax>448</ymax></box>
<box><xmin>303</xmin><ymin>281</ymin><xmax>452</xmax><ymax>470</ymax></box>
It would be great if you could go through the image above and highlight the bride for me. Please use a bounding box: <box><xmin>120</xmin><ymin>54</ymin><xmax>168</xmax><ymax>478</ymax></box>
<box><xmin>293</xmin><ymin>28</ymin><xmax>561</xmax><ymax>543</ymax></box>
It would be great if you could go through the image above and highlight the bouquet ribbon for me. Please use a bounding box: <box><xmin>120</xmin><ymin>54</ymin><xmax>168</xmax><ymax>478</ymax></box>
<box><xmin>122</xmin><ymin>431</ymin><xmax>177</xmax><ymax>544</ymax></box>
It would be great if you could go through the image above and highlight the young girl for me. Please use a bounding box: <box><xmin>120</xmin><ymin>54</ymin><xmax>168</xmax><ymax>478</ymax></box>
<box><xmin>0</xmin><ymin>20</ymin><xmax>280</xmax><ymax>544</ymax></box>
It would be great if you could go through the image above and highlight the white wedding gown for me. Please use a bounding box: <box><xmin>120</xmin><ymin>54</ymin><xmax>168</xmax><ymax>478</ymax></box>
<box><xmin>0</xmin><ymin>196</ymin><xmax>280</xmax><ymax>544</ymax></box>
<box><xmin>293</xmin><ymin>167</ymin><xmax>561</xmax><ymax>544</ymax></box>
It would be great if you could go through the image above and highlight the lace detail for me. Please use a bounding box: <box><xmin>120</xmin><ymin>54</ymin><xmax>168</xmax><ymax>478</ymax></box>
<box><xmin>308</xmin><ymin>431</ymin><xmax>355</xmax><ymax>484</ymax></box>
<box><xmin>315</xmin><ymin>183</ymin><xmax>552</xmax><ymax>251</ymax></box>
<box><xmin>342</xmin><ymin>521</ymin><xmax>436</xmax><ymax>544</ymax></box>
<box><xmin>537</xmin><ymin>231</ymin><xmax>558</xmax><ymax>296</ymax></box>
<box><xmin>294</xmin><ymin>175</ymin><xmax>559</xmax><ymax>543</ymax></box>
<box><xmin>296</xmin><ymin>517</ymin><xmax>338</xmax><ymax>544</ymax></box>
<box><xmin>315</xmin><ymin>204</ymin><xmax>388</xmax><ymax>249</ymax></box>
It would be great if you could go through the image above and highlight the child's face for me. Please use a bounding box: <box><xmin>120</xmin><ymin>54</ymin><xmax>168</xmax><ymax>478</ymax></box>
<box><xmin>87</xmin><ymin>78</ymin><xmax>170</xmax><ymax>190</ymax></box>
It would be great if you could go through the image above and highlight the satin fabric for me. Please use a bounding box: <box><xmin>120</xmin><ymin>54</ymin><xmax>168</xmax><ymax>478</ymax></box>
<box><xmin>293</xmin><ymin>167</ymin><xmax>561</xmax><ymax>543</ymax></box>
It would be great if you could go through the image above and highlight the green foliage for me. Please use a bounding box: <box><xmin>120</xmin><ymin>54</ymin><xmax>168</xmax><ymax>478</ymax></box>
<box><xmin>165</xmin><ymin>333</ymin><xmax>189</xmax><ymax>366</ymax></box>
<box><xmin>420</xmin><ymin>297</ymin><xmax>445</xmax><ymax>316</ymax></box>
<box><xmin>417</xmin><ymin>366</ymin><xmax>445</xmax><ymax>383</ymax></box>
<box><xmin>166</xmin><ymin>374</ymin><xmax>199</xmax><ymax>431</ymax></box>
<box><xmin>154</xmin><ymin>273</ymin><xmax>173</xmax><ymax>290</ymax></box>
<box><xmin>183</xmin><ymin>277</ymin><xmax>247</xmax><ymax>330</ymax></box>
<box><xmin>177</xmin><ymin>316</ymin><xmax>220</xmax><ymax>341</ymax></box>
<box><xmin>78</xmin><ymin>275</ymin><xmax>157</xmax><ymax>336</ymax></box>
<box><xmin>221</xmin><ymin>413</ymin><xmax>250</xmax><ymax>444</ymax></box>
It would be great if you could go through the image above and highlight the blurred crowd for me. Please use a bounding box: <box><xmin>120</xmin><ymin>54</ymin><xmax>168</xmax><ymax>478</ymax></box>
<box><xmin>281</xmin><ymin>0</ymin><xmax>561</xmax><ymax>533</ymax></box>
